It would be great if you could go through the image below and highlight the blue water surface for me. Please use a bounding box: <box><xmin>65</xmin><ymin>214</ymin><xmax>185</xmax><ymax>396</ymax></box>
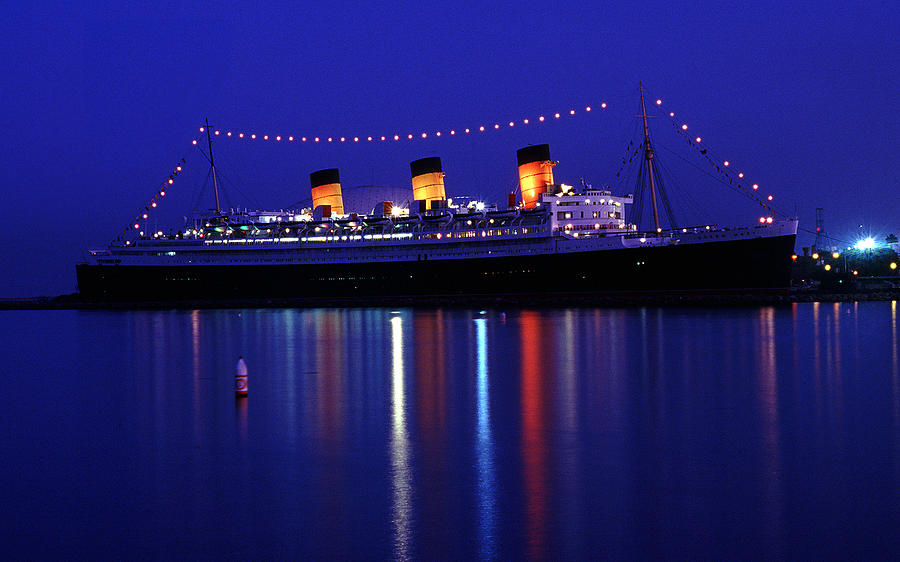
<box><xmin>2</xmin><ymin>303</ymin><xmax>899</xmax><ymax>559</ymax></box>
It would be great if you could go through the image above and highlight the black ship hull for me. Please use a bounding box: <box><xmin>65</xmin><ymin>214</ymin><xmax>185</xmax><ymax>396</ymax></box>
<box><xmin>76</xmin><ymin>233</ymin><xmax>796</xmax><ymax>302</ymax></box>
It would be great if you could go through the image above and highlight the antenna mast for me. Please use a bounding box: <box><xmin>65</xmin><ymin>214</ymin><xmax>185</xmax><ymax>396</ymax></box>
<box><xmin>205</xmin><ymin>118</ymin><xmax>222</xmax><ymax>214</ymax></box>
<box><xmin>639</xmin><ymin>83</ymin><xmax>661</xmax><ymax>234</ymax></box>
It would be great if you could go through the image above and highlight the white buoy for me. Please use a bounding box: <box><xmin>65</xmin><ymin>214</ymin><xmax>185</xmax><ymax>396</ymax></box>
<box><xmin>235</xmin><ymin>356</ymin><xmax>248</xmax><ymax>397</ymax></box>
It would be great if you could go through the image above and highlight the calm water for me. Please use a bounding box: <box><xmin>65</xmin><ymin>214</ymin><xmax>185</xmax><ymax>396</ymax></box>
<box><xmin>2</xmin><ymin>303</ymin><xmax>900</xmax><ymax>559</ymax></box>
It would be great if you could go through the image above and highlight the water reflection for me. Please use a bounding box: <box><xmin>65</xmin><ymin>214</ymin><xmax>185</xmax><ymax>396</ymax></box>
<box><xmin>390</xmin><ymin>314</ymin><xmax>412</xmax><ymax>560</ymax></box>
<box><xmin>191</xmin><ymin>310</ymin><xmax>201</xmax><ymax>442</ymax></box>
<box><xmin>474</xmin><ymin>318</ymin><xmax>496</xmax><ymax>559</ymax></box>
<box><xmin>893</xmin><ymin>301</ymin><xmax>898</xmax><ymax>422</ymax></box>
<box><xmin>520</xmin><ymin>311</ymin><xmax>547</xmax><ymax>559</ymax></box>
<box><xmin>555</xmin><ymin>310</ymin><xmax>581</xmax><ymax>557</ymax></box>
<box><xmin>82</xmin><ymin>303</ymin><xmax>900</xmax><ymax>559</ymax></box>
<box><xmin>893</xmin><ymin>301</ymin><xmax>899</xmax><ymax>489</ymax></box>
<box><xmin>414</xmin><ymin>310</ymin><xmax>450</xmax><ymax>551</ymax></box>
<box><xmin>757</xmin><ymin>307</ymin><xmax>783</xmax><ymax>556</ymax></box>
<box><xmin>315</xmin><ymin>310</ymin><xmax>345</xmax><ymax>451</ymax></box>
<box><xmin>236</xmin><ymin>395</ymin><xmax>248</xmax><ymax>442</ymax></box>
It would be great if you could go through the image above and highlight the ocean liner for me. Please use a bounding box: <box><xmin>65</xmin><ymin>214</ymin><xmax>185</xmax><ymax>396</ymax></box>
<box><xmin>76</xmin><ymin>90</ymin><xmax>797</xmax><ymax>301</ymax></box>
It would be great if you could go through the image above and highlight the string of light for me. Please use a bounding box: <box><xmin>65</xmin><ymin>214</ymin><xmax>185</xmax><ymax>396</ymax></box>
<box><xmin>115</xmin><ymin>158</ymin><xmax>186</xmax><ymax>244</ymax></box>
<box><xmin>189</xmin><ymin>103</ymin><xmax>608</xmax><ymax>148</ymax></box>
<box><xmin>651</xmin><ymin>96</ymin><xmax>781</xmax><ymax>222</ymax></box>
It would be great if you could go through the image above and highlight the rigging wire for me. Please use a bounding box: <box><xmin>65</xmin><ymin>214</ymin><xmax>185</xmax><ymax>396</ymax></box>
<box><xmin>631</xmin><ymin>157</ymin><xmax>647</xmax><ymax>231</ymax></box>
<box><xmin>193</xmin><ymin>144</ymin><xmax>263</xmax><ymax>211</ymax></box>
<box><xmin>188</xmin><ymin>167</ymin><xmax>214</xmax><ymax>216</ymax></box>
<box><xmin>650</xmin><ymin>154</ymin><xmax>678</xmax><ymax>230</ymax></box>
<box><xmin>654</xmin><ymin>141</ymin><xmax>781</xmax><ymax>216</ymax></box>
<box><xmin>652</xmin><ymin>147</ymin><xmax>713</xmax><ymax>226</ymax></box>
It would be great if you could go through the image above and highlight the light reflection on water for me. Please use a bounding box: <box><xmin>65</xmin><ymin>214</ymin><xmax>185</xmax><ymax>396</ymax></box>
<box><xmin>474</xmin><ymin>317</ymin><xmax>496</xmax><ymax>560</ymax></box>
<box><xmin>390</xmin><ymin>314</ymin><xmax>412</xmax><ymax>560</ymax></box>
<box><xmin>3</xmin><ymin>304</ymin><xmax>900</xmax><ymax>559</ymax></box>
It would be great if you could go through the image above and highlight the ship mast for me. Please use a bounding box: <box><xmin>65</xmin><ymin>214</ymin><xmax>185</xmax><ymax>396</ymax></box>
<box><xmin>639</xmin><ymin>83</ymin><xmax>661</xmax><ymax>234</ymax></box>
<box><xmin>205</xmin><ymin>118</ymin><xmax>222</xmax><ymax>214</ymax></box>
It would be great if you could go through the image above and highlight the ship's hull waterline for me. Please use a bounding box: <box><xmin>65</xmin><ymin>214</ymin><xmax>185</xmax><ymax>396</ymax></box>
<box><xmin>76</xmin><ymin>233</ymin><xmax>796</xmax><ymax>301</ymax></box>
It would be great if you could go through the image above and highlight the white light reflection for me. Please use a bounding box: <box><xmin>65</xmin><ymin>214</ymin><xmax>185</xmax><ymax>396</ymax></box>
<box><xmin>474</xmin><ymin>318</ymin><xmax>496</xmax><ymax>558</ymax></box>
<box><xmin>892</xmin><ymin>302</ymin><xmax>898</xmax><ymax>440</ymax></box>
<box><xmin>390</xmin><ymin>315</ymin><xmax>412</xmax><ymax>560</ymax></box>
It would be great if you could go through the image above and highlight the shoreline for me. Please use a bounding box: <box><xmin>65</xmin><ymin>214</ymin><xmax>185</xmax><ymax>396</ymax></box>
<box><xmin>2</xmin><ymin>290</ymin><xmax>898</xmax><ymax>310</ymax></box>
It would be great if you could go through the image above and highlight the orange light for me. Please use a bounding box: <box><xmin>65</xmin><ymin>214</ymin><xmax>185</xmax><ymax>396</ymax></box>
<box><xmin>824</xmin><ymin>264</ymin><xmax>832</xmax><ymax>271</ymax></box>
<box><xmin>891</xmin><ymin>263</ymin><xmax>898</xmax><ymax>270</ymax></box>
<box><xmin>518</xmin><ymin>144</ymin><xmax>555</xmax><ymax>209</ymax></box>
<box><xmin>791</xmin><ymin>254</ymin><xmax>798</xmax><ymax>261</ymax></box>
<box><xmin>812</xmin><ymin>253</ymin><xmax>819</xmax><ymax>259</ymax></box>
<box><xmin>682</xmin><ymin>124</ymin><xmax>688</xmax><ymax>130</ymax></box>
<box><xmin>832</xmin><ymin>252</ymin><xmax>840</xmax><ymax>259</ymax></box>
<box><xmin>853</xmin><ymin>270</ymin><xmax>859</xmax><ymax>275</ymax></box>
<box><xmin>411</xmin><ymin>157</ymin><xmax>446</xmax><ymax>204</ymax></box>
<box><xmin>310</xmin><ymin>169</ymin><xmax>344</xmax><ymax>215</ymax></box>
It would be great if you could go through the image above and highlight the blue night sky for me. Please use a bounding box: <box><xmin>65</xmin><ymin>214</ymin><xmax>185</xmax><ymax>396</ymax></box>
<box><xmin>1</xmin><ymin>1</ymin><xmax>897</xmax><ymax>297</ymax></box>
